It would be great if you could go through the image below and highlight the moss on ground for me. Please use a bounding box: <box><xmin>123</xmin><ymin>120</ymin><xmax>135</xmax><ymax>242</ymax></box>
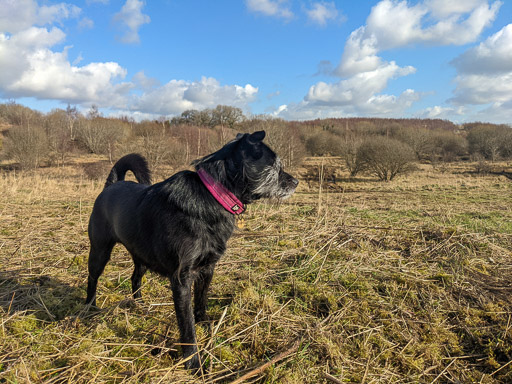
<box><xmin>0</xmin><ymin>161</ymin><xmax>511</xmax><ymax>383</ymax></box>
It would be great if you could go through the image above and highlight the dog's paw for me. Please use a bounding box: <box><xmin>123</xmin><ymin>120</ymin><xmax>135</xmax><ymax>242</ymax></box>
<box><xmin>194</xmin><ymin>312</ymin><xmax>209</xmax><ymax>323</ymax></box>
<box><xmin>184</xmin><ymin>354</ymin><xmax>201</xmax><ymax>372</ymax></box>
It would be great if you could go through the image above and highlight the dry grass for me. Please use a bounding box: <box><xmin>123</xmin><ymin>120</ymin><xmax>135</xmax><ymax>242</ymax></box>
<box><xmin>1</xmin><ymin>157</ymin><xmax>512</xmax><ymax>383</ymax></box>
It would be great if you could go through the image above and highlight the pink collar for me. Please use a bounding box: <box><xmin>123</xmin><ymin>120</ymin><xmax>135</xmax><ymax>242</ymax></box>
<box><xmin>197</xmin><ymin>168</ymin><xmax>245</xmax><ymax>215</ymax></box>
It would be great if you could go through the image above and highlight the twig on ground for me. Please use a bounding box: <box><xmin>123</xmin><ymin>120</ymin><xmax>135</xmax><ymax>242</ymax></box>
<box><xmin>228</xmin><ymin>340</ymin><xmax>300</xmax><ymax>384</ymax></box>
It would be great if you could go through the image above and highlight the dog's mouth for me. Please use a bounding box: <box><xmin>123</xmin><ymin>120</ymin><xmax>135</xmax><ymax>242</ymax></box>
<box><xmin>274</xmin><ymin>176</ymin><xmax>299</xmax><ymax>200</ymax></box>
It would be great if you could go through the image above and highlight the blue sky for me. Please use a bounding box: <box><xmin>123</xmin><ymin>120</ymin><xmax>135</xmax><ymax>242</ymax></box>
<box><xmin>1</xmin><ymin>0</ymin><xmax>511</xmax><ymax>124</ymax></box>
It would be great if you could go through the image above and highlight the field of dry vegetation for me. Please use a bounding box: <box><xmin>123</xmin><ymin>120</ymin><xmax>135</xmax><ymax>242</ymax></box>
<box><xmin>1</xmin><ymin>155</ymin><xmax>512</xmax><ymax>383</ymax></box>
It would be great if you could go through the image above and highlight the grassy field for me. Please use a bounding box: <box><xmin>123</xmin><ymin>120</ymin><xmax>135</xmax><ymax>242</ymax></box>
<box><xmin>1</xmin><ymin>157</ymin><xmax>512</xmax><ymax>383</ymax></box>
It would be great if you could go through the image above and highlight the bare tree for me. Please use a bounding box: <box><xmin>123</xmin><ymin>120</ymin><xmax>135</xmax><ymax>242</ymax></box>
<box><xmin>77</xmin><ymin>117</ymin><xmax>129</xmax><ymax>162</ymax></box>
<box><xmin>342</xmin><ymin>137</ymin><xmax>365</xmax><ymax>177</ymax></box>
<box><xmin>0</xmin><ymin>101</ymin><xmax>42</xmax><ymax>128</ymax></box>
<box><xmin>305</xmin><ymin>130</ymin><xmax>343</xmax><ymax>156</ymax></box>
<box><xmin>211</xmin><ymin>105</ymin><xmax>244</xmax><ymax>129</ymax></box>
<box><xmin>4</xmin><ymin>124</ymin><xmax>49</xmax><ymax>169</ymax></box>
<box><xmin>467</xmin><ymin>124</ymin><xmax>510</xmax><ymax>162</ymax></box>
<box><xmin>356</xmin><ymin>137</ymin><xmax>416</xmax><ymax>181</ymax></box>
<box><xmin>45</xmin><ymin>109</ymin><xmax>74</xmax><ymax>165</ymax></box>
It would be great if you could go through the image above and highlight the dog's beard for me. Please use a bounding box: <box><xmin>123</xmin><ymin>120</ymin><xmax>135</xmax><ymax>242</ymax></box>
<box><xmin>248</xmin><ymin>157</ymin><xmax>297</xmax><ymax>200</ymax></box>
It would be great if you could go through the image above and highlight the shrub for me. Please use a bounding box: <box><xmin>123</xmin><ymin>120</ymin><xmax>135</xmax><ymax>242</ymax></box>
<box><xmin>466</xmin><ymin>124</ymin><xmax>510</xmax><ymax>161</ymax></box>
<box><xmin>433</xmin><ymin>131</ymin><xmax>467</xmax><ymax>162</ymax></box>
<box><xmin>81</xmin><ymin>161</ymin><xmax>111</xmax><ymax>180</ymax></box>
<box><xmin>356</xmin><ymin>137</ymin><xmax>416</xmax><ymax>181</ymax></box>
<box><xmin>4</xmin><ymin>125</ymin><xmax>49</xmax><ymax>169</ymax></box>
<box><xmin>341</xmin><ymin>138</ymin><xmax>365</xmax><ymax>177</ymax></box>
<box><xmin>45</xmin><ymin>109</ymin><xmax>73</xmax><ymax>166</ymax></box>
<box><xmin>76</xmin><ymin>118</ymin><xmax>129</xmax><ymax>162</ymax></box>
<box><xmin>305</xmin><ymin>131</ymin><xmax>344</xmax><ymax>157</ymax></box>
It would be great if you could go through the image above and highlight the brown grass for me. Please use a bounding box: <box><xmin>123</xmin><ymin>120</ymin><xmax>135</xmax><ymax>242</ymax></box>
<box><xmin>1</xmin><ymin>157</ymin><xmax>511</xmax><ymax>383</ymax></box>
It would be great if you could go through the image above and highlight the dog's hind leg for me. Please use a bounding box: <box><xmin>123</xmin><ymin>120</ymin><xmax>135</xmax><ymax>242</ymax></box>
<box><xmin>194</xmin><ymin>263</ymin><xmax>215</xmax><ymax>323</ymax></box>
<box><xmin>85</xmin><ymin>242</ymin><xmax>114</xmax><ymax>306</ymax></box>
<box><xmin>171</xmin><ymin>271</ymin><xmax>200</xmax><ymax>370</ymax></box>
<box><xmin>131</xmin><ymin>262</ymin><xmax>147</xmax><ymax>301</ymax></box>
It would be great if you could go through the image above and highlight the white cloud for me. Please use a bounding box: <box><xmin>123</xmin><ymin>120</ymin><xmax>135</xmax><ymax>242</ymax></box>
<box><xmin>425</xmin><ymin>0</ymin><xmax>489</xmax><ymax>18</ymax></box>
<box><xmin>72</xmin><ymin>52</ymin><xmax>84</xmax><ymax>65</ymax></box>
<box><xmin>416</xmin><ymin>105</ymin><xmax>465</xmax><ymax>120</ymax></box>
<box><xmin>0</xmin><ymin>1</ymin><xmax>258</xmax><ymax>117</ymax></box>
<box><xmin>133</xmin><ymin>71</ymin><xmax>160</xmax><ymax>91</ymax></box>
<box><xmin>37</xmin><ymin>2</ymin><xmax>81</xmax><ymax>26</ymax></box>
<box><xmin>277</xmin><ymin>87</ymin><xmax>420</xmax><ymax>121</ymax></box>
<box><xmin>113</xmin><ymin>0</ymin><xmax>150</xmax><ymax>44</ymax></box>
<box><xmin>451</xmin><ymin>23</ymin><xmax>512</xmax><ymax>75</ymax></box>
<box><xmin>275</xmin><ymin>0</ymin><xmax>501</xmax><ymax>121</ymax></box>
<box><xmin>305</xmin><ymin>2</ymin><xmax>339</xmax><ymax>26</ymax></box>
<box><xmin>0</xmin><ymin>0</ymin><xmax>81</xmax><ymax>33</ymax></box>
<box><xmin>451</xmin><ymin>73</ymin><xmax>512</xmax><ymax>105</ymax></box>
<box><xmin>335</xmin><ymin>0</ymin><xmax>500</xmax><ymax>78</ymax></box>
<box><xmin>0</xmin><ymin>29</ymin><xmax>130</xmax><ymax>106</ymax></box>
<box><xmin>451</xmin><ymin>24</ymin><xmax>512</xmax><ymax>106</ymax></box>
<box><xmin>307</xmin><ymin>62</ymin><xmax>415</xmax><ymax>106</ymax></box>
<box><xmin>342</xmin><ymin>0</ymin><xmax>500</xmax><ymax>60</ymax></box>
<box><xmin>246</xmin><ymin>0</ymin><xmax>293</xmax><ymax>20</ymax></box>
<box><xmin>78</xmin><ymin>17</ymin><xmax>94</xmax><ymax>30</ymax></box>
<box><xmin>0</xmin><ymin>1</ymin><xmax>132</xmax><ymax>108</ymax></box>
<box><xmin>134</xmin><ymin>77</ymin><xmax>258</xmax><ymax>115</ymax></box>
<box><xmin>472</xmin><ymin>100</ymin><xmax>512</xmax><ymax>123</ymax></box>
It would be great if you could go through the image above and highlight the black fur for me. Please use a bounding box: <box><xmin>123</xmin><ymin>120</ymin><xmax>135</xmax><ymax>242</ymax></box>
<box><xmin>84</xmin><ymin>131</ymin><xmax>298</xmax><ymax>370</ymax></box>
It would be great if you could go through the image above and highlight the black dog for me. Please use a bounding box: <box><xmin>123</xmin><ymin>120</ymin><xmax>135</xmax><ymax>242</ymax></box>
<box><xmin>85</xmin><ymin>131</ymin><xmax>298</xmax><ymax>369</ymax></box>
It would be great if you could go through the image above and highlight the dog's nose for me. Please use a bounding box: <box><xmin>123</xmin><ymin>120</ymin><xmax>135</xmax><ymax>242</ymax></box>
<box><xmin>292</xmin><ymin>178</ymin><xmax>299</xmax><ymax>187</ymax></box>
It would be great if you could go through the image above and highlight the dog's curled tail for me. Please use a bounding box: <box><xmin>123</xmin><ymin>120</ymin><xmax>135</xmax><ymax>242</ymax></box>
<box><xmin>104</xmin><ymin>153</ymin><xmax>152</xmax><ymax>189</ymax></box>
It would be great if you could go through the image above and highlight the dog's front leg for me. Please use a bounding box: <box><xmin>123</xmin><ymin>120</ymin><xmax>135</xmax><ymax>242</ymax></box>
<box><xmin>194</xmin><ymin>263</ymin><xmax>215</xmax><ymax>323</ymax></box>
<box><xmin>171</xmin><ymin>273</ymin><xmax>200</xmax><ymax>370</ymax></box>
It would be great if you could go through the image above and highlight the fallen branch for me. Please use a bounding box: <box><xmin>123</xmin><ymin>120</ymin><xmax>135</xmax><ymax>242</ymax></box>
<box><xmin>228</xmin><ymin>340</ymin><xmax>300</xmax><ymax>384</ymax></box>
<box><xmin>322</xmin><ymin>372</ymin><xmax>344</xmax><ymax>384</ymax></box>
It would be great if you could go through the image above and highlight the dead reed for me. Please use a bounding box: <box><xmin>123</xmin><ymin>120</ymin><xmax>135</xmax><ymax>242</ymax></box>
<box><xmin>1</xmin><ymin>159</ymin><xmax>511</xmax><ymax>383</ymax></box>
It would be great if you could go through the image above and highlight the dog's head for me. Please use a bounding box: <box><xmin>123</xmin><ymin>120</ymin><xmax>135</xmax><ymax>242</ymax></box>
<box><xmin>193</xmin><ymin>131</ymin><xmax>298</xmax><ymax>204</ymax></box>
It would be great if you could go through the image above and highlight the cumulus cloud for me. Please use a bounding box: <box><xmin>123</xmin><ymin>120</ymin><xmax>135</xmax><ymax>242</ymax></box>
<box><xmin>425</xmin><ymin>0</ymin><xmax>490</xmax><ymax>18</ymax></box>
<box><xmin>277</xmin><ymin>88</ymin><xmax>420</xmax><ymax>121</ymax></box>
<box><xmin>305</xmin><ymin>2</ymin><xmax>339</xmax><ymax>26</ymax></box>
<box><xmin>451</xmin><ymin>23</ymin><xmax>512</xmax><ymax>75</ymax></box>
<box><xmin>416</xmin><ymin>105</ymin><xmax>466</xmax><ymax>120</ymax></box>
<box><xmin>0</xmin><ymin>28</ymin><xmax>130</xmax><ymax>106</ymax></box>
<box><xmin>276</xmin><ymin>0</ymin><xmax>501</xmax><ymax>120</ymax></box>
<box><xmin>113</xmin><ymin>0</ymin><xmax>150</xmax><ymax>44</ymax></box>
<box><xmin>473</xmin><ymin>100</ymin><xmax>512</xmax><ymax>123</ymax></box>
<box><xmin>450</xmin><ymin>24</ymin><xmax>512</xmax><ymax>106</ymax></box>
<box><xmin>0</xmin><ymin>1</ymin><xmax>257</xmax><ymax>117</ymax></box>
<box><xmin>306</xmin><ymin>62</ymin><xmax>415</xmax><ymax>106</ymax></box>
<box><xmin>246</xmin><ymin>0</ymin><xmax>293</xmax><ymax>20</ymax></box>
<box><xmin>336</xmin><ymin>0</ymin><xmax>500</xmax><ymax>77</ymax></box>
<box><xmin>361</xmin><ymin>0</ymin><xmax>500</xmax><ymax>50</ymax></box>
<box><xmin>0</xmin><ymin>0</ymin><xmax>81</xmax><ymax>33</ymax></box>
<box><xmin>0</xmin><ymin>1</ymin><xmax>130</xmax><ymax>107</ymax></box>
<box><xmin>132</xmin><ymin>71</ymin><xmax>160</xmax><ymax>91</ymax></box>
<box><xmin>134</xmin><ymin>77</ymin><xmax>258</xmax><ymax>115</ymax></box>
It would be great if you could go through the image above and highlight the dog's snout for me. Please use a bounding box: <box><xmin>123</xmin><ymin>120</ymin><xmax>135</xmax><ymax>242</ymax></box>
<box><xmin>291</xmin><ymin>177</ymin><xmax>299</xmax><ymax>187</ymax></box>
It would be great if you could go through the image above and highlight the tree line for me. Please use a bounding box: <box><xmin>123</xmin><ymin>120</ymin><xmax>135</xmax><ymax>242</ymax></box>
<box><xmin>0</xmin><ymin>101</ymin><xmax>511</xmax><ymax>181</ymax></box>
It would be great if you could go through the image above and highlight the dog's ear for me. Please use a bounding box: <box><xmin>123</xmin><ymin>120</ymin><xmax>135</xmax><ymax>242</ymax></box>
<box><xmin>248</xmin><ymin>131</ymin><xmax>265</xmax><ymax>143</ymax></box>
<box><xmin>192</xmin><ymin>135</ymin><xmax>243</xmax><ymax>167</ymax></box>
